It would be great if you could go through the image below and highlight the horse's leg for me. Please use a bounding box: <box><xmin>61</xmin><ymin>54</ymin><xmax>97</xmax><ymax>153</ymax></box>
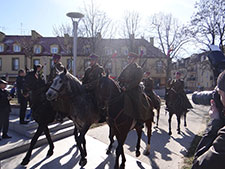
<box><xmin>43</xmin><ymin>125</ymin><xmax>54</xmax><ymax>157</ymax></box>
<box><xmin>176</xmin><ymin>114</ymin><xmax>181</xmax><ymax>134</ymax></box>
<box><xmin>144</xmin><ymin>119</ymin><xmax>152</xmax><ymax>155</ymax></box>
<box><xmin>106</xmin><ymin>126</ymin><xmax>115</xmax><ymax>154</ymax></box>
<box><xmin>120</xmin><ymin>144</ymin><xmax>126</xmax><ymax>169</ymax></box>
<box><xmin>77</xmin><ymin>124</ymin><xmax>90</xmax><ymax>167</ymax></box>
<box><xmin>135</xmin><ymin>126</ymin><xmax>142</xmax><ymax>157</ymax></box>
<box><xmin>156</xmin><ymin>107</ymin><xmax>160</xmax><ymax>127</ymax></box>
<box><xmin>184</xmin><ymin>112</ymin><xmax>187</xmax><ymax>127</ymax></box>
<box><xmin>21</xmin><ymin>125</ymin><xmax>43</xmax><ymax>165</ymax></box>
<box><xmin>73</xmin><ymin>125</ymin><xmax>78</xmax><ymax>143</ymax></box>
<box><xmin>168</xmin><ymin>112</ymin><xmax>173</xmax><ymax>135</ymax></box>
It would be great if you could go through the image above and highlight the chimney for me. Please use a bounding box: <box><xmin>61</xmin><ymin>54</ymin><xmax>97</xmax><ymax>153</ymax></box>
<box><xmin>129</xmin><ymin>34</ymin><xmax>134</xmax><ymax>40</ymax></box>
<box><xmin>150</xmin><ymin>37</ymin><xmax>154</xmax><ymax>46</ymax></box>
<box><xmin>96</xmin><ymin>32</ymin><xmax>102</xmax><ymax>39</ymax></box>
<box><xmin>31</xmin><ymin>30</ymin><xmax>42</xmax><ymax>40</ymax></box>
<box><xmin>0</xmin><ymin>32</ymin><xmax>5</xmax><ymax>42</ymax></box>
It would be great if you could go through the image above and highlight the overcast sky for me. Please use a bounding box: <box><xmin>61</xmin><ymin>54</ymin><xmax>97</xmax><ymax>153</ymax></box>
<box><xmin>0</xmin><ymin>0</ymin><xmax>196</xmax><ymax>36</ymax></box>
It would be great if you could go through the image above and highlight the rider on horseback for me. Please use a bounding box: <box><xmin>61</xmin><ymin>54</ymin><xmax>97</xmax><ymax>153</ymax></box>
<box><xmin>168</xmin><ymin>71</ymin><xmax>193</xmax><ymax>110</ymax></box>
<box><xmin>81</xmin><ymin>53</ymin><xmax>105</xmax><ymax>122</ymax></box>
<box><xmin>118</xmin><ymin>52</ymin><xmax>152</xmax><ymax>128</ymax></box>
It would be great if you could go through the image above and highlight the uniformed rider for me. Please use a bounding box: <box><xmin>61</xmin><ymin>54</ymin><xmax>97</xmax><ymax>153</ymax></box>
<box><xmin>118</xmin><ymin>52</ymin><xmax>152</xmax><ymax>128</ymax></box>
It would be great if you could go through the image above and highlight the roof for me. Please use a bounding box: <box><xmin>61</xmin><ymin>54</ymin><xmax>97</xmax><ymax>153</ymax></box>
<box><xmin>0</xmin><ymin>34</ymin><xmax>167</xmax><ymax>58</ymax></box>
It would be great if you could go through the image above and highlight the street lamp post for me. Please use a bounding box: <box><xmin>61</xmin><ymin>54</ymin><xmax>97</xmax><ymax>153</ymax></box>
<box><xmin>66</xmin><ymin>12</ymin><xmax>84</xmax><ymax>76</ymax></box>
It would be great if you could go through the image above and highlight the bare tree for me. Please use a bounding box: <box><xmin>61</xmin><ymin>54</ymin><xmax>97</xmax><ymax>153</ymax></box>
<box><xmin>148</xmin><ymin>13</ymin><xmax>191</xmax><ymax>81</ymax></box>
<box><xmin>190</xmin><ymin>0</ymin><xmax>225</xmax><ymax>52</ymax></box>
<box><xmin>52</xmin><ymin>23</ymin><xmax>73</xmax><ymax>37</ymax></box>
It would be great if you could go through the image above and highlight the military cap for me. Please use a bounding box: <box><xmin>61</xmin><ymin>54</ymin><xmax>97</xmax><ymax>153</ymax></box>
<box><xmin>89</xmin><ymin>53</ymin><xmax>99</xmax><ymax>59</ymax></box>
<box><xmin>0</xmin><ymin>79</ymin><xmax>7</xmax><ymax>84</ymax></box>
<box><xmin>217</xmin><ymin>70</ymin><xmax>225</xmax><ymax>92</ymax></box>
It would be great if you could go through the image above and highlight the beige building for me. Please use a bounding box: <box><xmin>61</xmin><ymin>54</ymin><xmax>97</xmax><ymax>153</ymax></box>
<box><xmin>0</xmin><ymin>31</ymin><xmax>167</xmax><ymax>87</ymax></box>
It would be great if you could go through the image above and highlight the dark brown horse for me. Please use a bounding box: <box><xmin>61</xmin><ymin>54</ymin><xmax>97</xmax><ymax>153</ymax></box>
<box><xmin>165</xmin><ymin>88</ymin><xmax>187</xmax><ymax>135</ymax></box>
<box><xmin>21</xmin><ymin>67</ymin><xmax>57</xmax><ymax>165</ymax></box>
<box><xmin>46</xmin><ymin>68</ymin><xmax>102</xmax><ymax>167</ymax></box>
<box><xmin>97</xmin><ymin>76</ymin><xmax>153</xmax><ymax>169</ymax></box>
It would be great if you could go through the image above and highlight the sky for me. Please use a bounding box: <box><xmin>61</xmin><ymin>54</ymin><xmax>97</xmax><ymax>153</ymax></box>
<box><xmin>0</xmin><ymin>0</ymin><xmax>197</xmax><ymax>36</ymax></box>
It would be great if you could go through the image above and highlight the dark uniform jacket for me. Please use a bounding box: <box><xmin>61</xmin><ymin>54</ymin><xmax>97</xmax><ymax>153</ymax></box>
<box><xmin>82</xmin><ymin>63</ymin><xmax>104</xmax><ymax>91</ymax></box>
<box><xmin>169</xmin><ymin>79</ymin><xmax>193</xmax><ymax>109</ymax></box>
<box><xmin>48</xmin><ymin>62</ymin><xmax>64</xmax><ymax>84</ymax></box>
<box><xmin>143</xmin><ymin>77</ymin><xmax>160</xmax><ymax>109</ymax></box>
<box><xmin>16</xmin><ymin>75</ymin><xmax>27</xmax><ymax>103</ymax></box>
<box><xmin>0</xmin><ymin>89</ymin><xmax>11</xmax><ymax>113</ymax></box>
<box><xmin>118</xmin><ymin>63</ymin><xmax>152</xmax><ymax>121</ymax></box>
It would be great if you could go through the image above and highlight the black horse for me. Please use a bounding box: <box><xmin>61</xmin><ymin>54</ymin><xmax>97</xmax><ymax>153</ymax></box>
<box><xmin>97</xmin><ymin>75</ymin><xmax>153</xmax><ymax>169</ymax></box>
<box><xmin>165</xmin><ymin>88</ymin><xmax>187</xmax><ymax>135</ymax></box>
<box><xmin>46</xmin><ymin>68</ymin><xmax>102</xmax><ymax>167</ymax></box>
<box><xmin>20</xmin><ymin>66</ymin><xmax>57</xmax><ymax>165</ymax></box>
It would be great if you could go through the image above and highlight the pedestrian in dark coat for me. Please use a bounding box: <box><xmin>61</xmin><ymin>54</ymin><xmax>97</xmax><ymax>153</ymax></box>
<box><xmin>192</xmin><ymin>70</ymin><xmax>225</xmax><ymax>169</ymax></box>
<box><xmin>16</xmin><ymin>69</ymin><xmax>29</xmax><ymax>124</ymax></box>
<box><xmin>118</xmin><ymin>52</ymin><xmax>151</xmax><ymax>126</ymax></box>
<box><xmin>0</xmin><ymin>79</ymin><xmax>12</xmax><ymax>140</ymax></box>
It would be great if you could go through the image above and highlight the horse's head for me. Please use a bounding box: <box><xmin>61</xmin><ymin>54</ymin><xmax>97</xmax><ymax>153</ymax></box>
<box><xmin>165</xmin><ymin>88</ymin><xmax>177</xmax><ymax>105</ymax></box>
<box><xmin>46</xmin><ymin>68</ymin><xmax>68</xmax><ymax>101</ymax></box>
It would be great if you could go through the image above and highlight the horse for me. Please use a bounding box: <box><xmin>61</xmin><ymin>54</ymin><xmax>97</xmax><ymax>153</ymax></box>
<box><xmin>46</xmin><ymin>68</ymin><xmax>102</xmax><ymax>167</ymax></box>
<box><xmin>20</xmin><ymin>66</ymin><xmax>57</xmax><ymax>165</ymax></box>
<box><xmin>96</xmin><ymin>75</ymin><xmax>154</xmax><ymax>169</ymax></box>
<box><xmin>145</xmin><ymin>90</ymin><xmax>161</xmax><ymax>128</ymax></box>
<box><xmin>165</xmin><ymin>88</ymin><xmax>187</xmax><ymax>135</ymax></box>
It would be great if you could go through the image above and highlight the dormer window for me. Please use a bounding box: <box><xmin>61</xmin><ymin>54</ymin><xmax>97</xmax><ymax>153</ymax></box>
<box><xmin>0</xmin><ymin>44</ymin><xmax>4</xmax><ymax>52</ymax></box>
<box><xmin>50</xmin><ymin>45</ymin><xmax>59</xmax><ymax>54</ymax></box>
<box><xmin>34</xmin><ymin>45</ymin><xmax>41</xmax><ymax>54</ymax></box>
<box><xmin>121</xmin><ymin>47</ymin><xmax>129</xmax><ymax>55</ymax></box>
<box><xmin>13</xmin><ymin>44</ymin><xmax>21</xmax><ymax>52</ymax></box>
<box><xmin>105</xmin><ymin>47</ymin><xmax>112</xmax><ymax>56</ymax></box>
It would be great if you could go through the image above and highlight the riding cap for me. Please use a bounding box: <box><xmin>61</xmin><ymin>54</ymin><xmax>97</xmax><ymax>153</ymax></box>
<box><xmin>0</xmin><ymin>79</ymin><xmax>7</xmax><ymax>84</ymax></box>
<box><xmin>52</xmin><ymin>54</ymin><xmax>61</xmax><ymax>60</ymax></box>
<box><xmin>36</xmin><ymin>64</ymin><xmax>43</xmax><ymax>69</ymax></box>
<box><xmin>217</xmin><ymin>70</ymin><xmax>225</xmax><ymax>92</ymax></box>
<box><xmin>89</xmin><ymin>53</ymin><xmax>99</xmax><ymax>60</ymax></box>
<box><xmin>176</xmin><ymin>71</ymin><xmax>181</xmax><ymax>75</ymax></box>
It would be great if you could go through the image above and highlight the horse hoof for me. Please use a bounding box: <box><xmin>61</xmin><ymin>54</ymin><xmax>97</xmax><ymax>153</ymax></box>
<box><xmin>47</xmin><ymin>149</ymin><xmax>54</xmax><ymax>157</ymax></box>
<box><xmin>106</xmin><ymin>150</ymin><xmax>111</xmax><ymax>155</ymax></box>
<box><xmin>119</xmin><ymin>164</ymin><xmax>125</xmax><ymax>169</ymax></box>
<box><xmin>21</xmin><ymin>158</ymin><xmax>30</xmax><ymax>166</ymax></box>
<box><xmin>184</xmin><ymin>123</ymin><xmax>187</xmax><ymax>127</ymax></box>
<box><xmin>177</xmin><ymin>131</ymin><xmax>181</xmax><ymax>134</ymax></box>
<box><xmin>136</xmin><ymin>151</ymin><xmax>141</xmax><ymax>157</ymax></box>
<box><xmin>169</xmin><ymin>131</ymin><xmax>172</xmax><ymax>135</ymax></box>
<box><xmin>79</xmin><ymin>158</ymin><xmax>87</xmax><ymax>167</ymax></box>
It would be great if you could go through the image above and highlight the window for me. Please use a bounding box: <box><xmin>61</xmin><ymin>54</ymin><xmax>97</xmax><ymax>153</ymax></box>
<box><xmin>12</xmin><ymin>58</ymin><xmax>19</xmax><ymax>71</ymax></box>
<box><xmin>13</xmin><ymin>44</ymin><xmax>21</xmax><ymax>52</ymax></box>
<box><xmin>83</xmin><ymin>45</ymin><xmax>91</xmax><ymax>55</ymax></box>
<box><xmin>0</xmin><ymin>58</ymin><xmax>2</xmax><ymax>71</ymax></box>
<box><xmin>156</xmin><ymin>60</ymin><xmax>164</xmax><ymax>73</ymax></box>
<box><xmin>0</xmin><ymin>44</ymin><xmax>4</xmax><ymax>52</ymax></box>
<box><xmin>34</xmin><ymin>45</ymin><xmax>41</xmax><ymax>54</ymax></box>
<box><xmin>105</xmin><ymin>47</ymin><xmax>112</xmax><ymax>56</ymax></box>
<box><xmin>33</xmin><ymin>59</ymin><xmax>40</xmax><ymax>66</ymax></box>
<box><xmin>138</xmin><ymin>46</ymin><xmax>146</xmax><ymax>56</ymax></box>
<box><xmin>51</xmin><ymin>46</ymin><xmax>58</xmax><ymax>54</ymax></box>
<box><xmin>121</xmin><ymin>47</ymin><xmax>128</xmax><ymax>55</ymax></box>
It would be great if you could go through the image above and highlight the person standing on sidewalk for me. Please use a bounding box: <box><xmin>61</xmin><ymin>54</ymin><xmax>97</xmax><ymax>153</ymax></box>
<box><xmin>0</xmin><ymin>79</ymin><xmax>12</xmax><ymax>140</ymax></box>
<box><xmin>192</xmin><ymin>70</ymin><xmax>225</xmax><ymax>169</ymax></box>
<box><xmin>16</xmin><ymin>69</ymin><xmax>29</xmax><ymax>124</ymax></box>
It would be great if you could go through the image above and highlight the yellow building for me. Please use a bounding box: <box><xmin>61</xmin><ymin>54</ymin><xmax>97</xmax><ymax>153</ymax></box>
<box><xmin>0</xmin><ymin>31</ymin><xmax>167</xmax><ymax>87</ymax></box>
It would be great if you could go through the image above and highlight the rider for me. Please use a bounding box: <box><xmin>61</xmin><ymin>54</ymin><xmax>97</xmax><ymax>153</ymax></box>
<box><xmin>118</xmin><ymin>52</ymin><xmax>152</xmax><ymax>128</ymax></box>
<box><xmin>169</xmin><ymin>71</ymin><xmax>193</xmax><ymax>110</ymax></box>
<box><xmin>81</xmin><ymin>53</ymin><xmax>105</xmax><ymax>122</ymax></box>
<box><xmin>47</xmin><ymin>54</ymin><xmax>64</xmax><ymax>85</ymax></box>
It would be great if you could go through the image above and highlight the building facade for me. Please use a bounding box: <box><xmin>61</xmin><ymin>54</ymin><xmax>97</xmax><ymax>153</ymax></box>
<box><xmin>0</xmin><ymin>31</ymin><xmax>167</xmax><ymax>87</ymax></box>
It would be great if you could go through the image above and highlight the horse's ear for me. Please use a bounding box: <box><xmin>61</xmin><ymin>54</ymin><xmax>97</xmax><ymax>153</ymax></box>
<box><xmin>33</xmin><ymin>65</ymin><xmax>37</xmax><ymax>73</ymax></box>
<box><xmin>63</xmin><ymin>67</ymin><xmax>67</xmax><ymax>75</ymax></box>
